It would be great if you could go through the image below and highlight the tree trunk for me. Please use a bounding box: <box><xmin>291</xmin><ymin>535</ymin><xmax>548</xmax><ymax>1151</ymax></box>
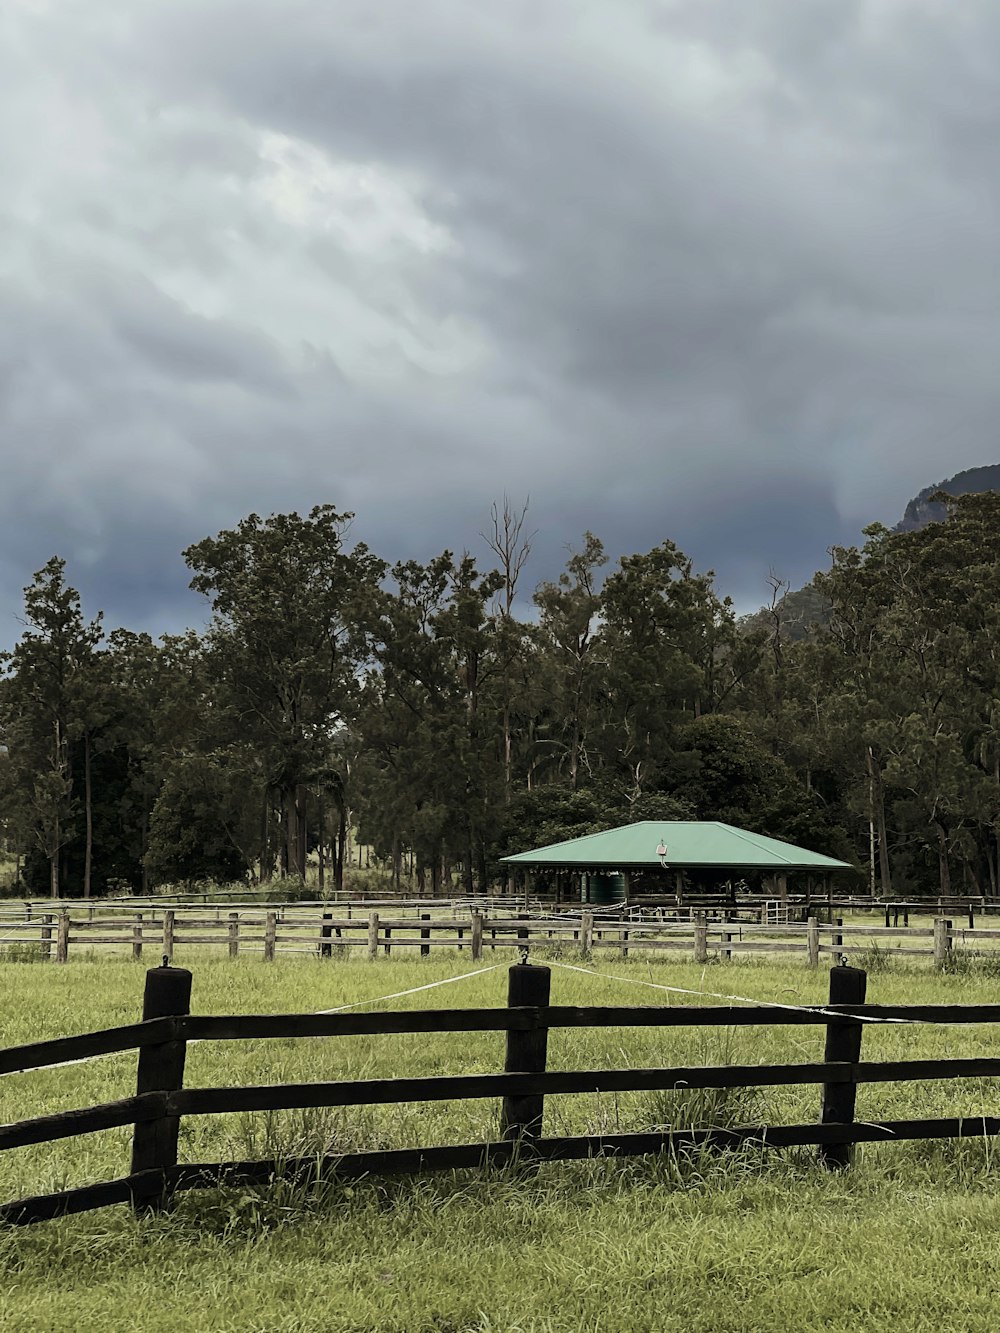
<box><xmin>296</xmin><ymin>784</ymin><xmax>308</xmax><ymax>883</ymax></box>
<box><xmin>935</xmin><ymin>821</ymin><xmax>952</xmax><ymax>897</ymax></box>
<box><xmin>83</xmin><ymin>732</ymin><xmax>93</xmax><ymax>899</ymax></box>
<box><xmin>317</xmin><ymin>795</ymin><xmax>325</xmax><ymax>895</ymax></box>
<box><xmin>49</xmin><ymin>835</ymin><xmax>59</xmax><ymax>900</ymax></box>
<box><xmin>335</xmin><ymin>803</ymin><xmax>346</xmax><ymax>892</ymax></box>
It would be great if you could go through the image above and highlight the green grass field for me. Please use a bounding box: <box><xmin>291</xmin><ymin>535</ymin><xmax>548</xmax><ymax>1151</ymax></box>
<box><xmin>2</xmin><ymin>951</ymin><xmax>1000</xmax><ymax>1331</ymax></box>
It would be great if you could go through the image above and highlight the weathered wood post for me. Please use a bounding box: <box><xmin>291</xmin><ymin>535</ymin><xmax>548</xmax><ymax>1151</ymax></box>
<box><xmin>807</xmin><ymin>916</ymin><xmax>820</xmax><ymax>967</ymax></box>
<box><xmin>720</xmin><ymin>919</ymin><xmax>732</xmax><ymax>963</ymax></box>
<box><xmin>833</xmin><ymin>916</ymin><xmax>844</xmax><ymax>952</ymax></box>
<box><xmin>321</xmin><ymin>911</ymin><xmax>333</xmax><ymax>959</ymax></box>
<box><xmin>383</xmin><ymin>924</ymin><xmax>392</xmax><ymax>957</ymax></box>
<box><xmin>227</xmin><ymin>912</ymin><xmax>239</xmax><ymax>960</ymax></box>
<box><xmin>420</xmin><ymin>912</ymin><xmax>430</xmax><ymax>958</ymax></box>
<box><xmin>130</xmin><ymin>964</ymin><xmax>192</xmax><ymax>1213</ymax></box>
<box><xmin>819</xmin><ymin>964</ymin><xmax>867</xmax><ymax>1170</ymax></box>
<box><xmin>694</xmin><ymin>912</ymin><xmax>708</xmax><ymax>964</ymax></box>
<box><xmin>55</xmin><ymin>912</ymin><xmax>70</xmax><ymax>964</ymax></box>
<box><xmin>161</xmin><ymin>909</ymin><xmax>175</xmax><ymax>964</ymax></box>
<box><xmin>40</xmin><ymin>913</ymin><xmax>53</xmax><ymax>963</ymax></box>
<box><xmin>471</xmin><ymin>911</ymin><xmax>484</xmax><ymax>961</ymax></box>
<box><xmin>581</xmin><ymin>911</ymin><xmax>595</xmax><ymax>955</ymax></box>
<box><xmin>367</xmin><ymin>912</ymin><xmax>379</xmax><ymax>961</ymax></box>
<box><xmin>933</xmin><ymin>917</ymin><xmax>952</xmax><ymax>969</ymax></box>
<box><xmin>500</xmin><ymin>962</ymin><xmax>551</xmax><ymax>1149</ymax></box>
<box><xmin>132</xmin><ymin>913</ymin><xmax>143</xmax><ymax>962</ymax></box>
<box><xmin>264</xmin><ymin>911</ymin><xmax>277</xmax><ymax>962</ymax></box>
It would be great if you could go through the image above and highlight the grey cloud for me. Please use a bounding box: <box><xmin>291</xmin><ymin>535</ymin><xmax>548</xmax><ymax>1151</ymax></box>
<box><xmin>3</xmin><ymin>0</ymin><xmax>1000</xmax><ymax>647</ymax></box>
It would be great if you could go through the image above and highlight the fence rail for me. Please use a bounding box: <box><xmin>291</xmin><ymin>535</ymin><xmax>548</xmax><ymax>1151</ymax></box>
<box><xmin>0</xmin><ymin>905</ymin><xmax>993</xmax><ymax>968</ymax></box>
<box><xmin>3</xmin><ymin>962</ymin><xmax>1000</xmax><ymax>1225</ymax></box>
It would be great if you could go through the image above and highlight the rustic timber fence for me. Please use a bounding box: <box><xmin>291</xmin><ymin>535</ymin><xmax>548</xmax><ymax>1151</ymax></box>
<box><xmin>5</xmin><ymin>962</ymin><xmax>1000</xmax><ymax>1226</ymax></box>
<box><xmin>0</xmin><ymin>905</ymin><xmax>996</xmax><ymax>968</ymax></box>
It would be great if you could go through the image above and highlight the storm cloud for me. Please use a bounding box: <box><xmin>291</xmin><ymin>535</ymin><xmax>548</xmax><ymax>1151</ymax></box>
<box><xmin>2</xmin><ymin>0</ymin><xmax>999</xmax><ymax>642</ymax></box>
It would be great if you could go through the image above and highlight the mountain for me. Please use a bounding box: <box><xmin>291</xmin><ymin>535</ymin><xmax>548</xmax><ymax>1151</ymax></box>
<box><xmin>741</xmin><ymin>463</ymin><xmax>1000</xmax><ymax>640</ymax></box>
<box><xmin>894</xmin><ymin>464</ymin><xmax>1000</xmax><ymax>532</ymax></box>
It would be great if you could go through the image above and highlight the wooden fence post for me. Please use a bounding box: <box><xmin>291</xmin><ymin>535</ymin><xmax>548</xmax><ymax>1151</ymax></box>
<box><xmin>162</xmin><ymin>910</ymin><xmax>175</xmax><ymax>964</ymax></box>
<box><xmin>40</xmin><ymin>913</ymin><xmax>53</xmax><ymax>963</ymax></box>
<box><xmin>934</xmin><ymin>918</ymin><xmax>952</xmax><ymax>969</ymax></box>
<box><xmin>720</xmin><ymin>919</ymin><xmax>732</xmax><ymax>963</ymax></box>
<box><xmin>620</xmin><ymin>928</ymin><xmax>629</xmax><ymax>960</ymax></box>
<box><xmin>500</xmin><ymin>962</ymin><xmax>551</xmax><ymax>1148</ymax></box>
<box><xmin>130</xmin><ymin>965</ymin><xmax>192</xmax><ymax>1213</ymax></box>
<box><xmin>471</xmin><ymin>911</ymin><xmax>484</xmax><ymax>961</ymax></box>
<box><xmin>367</xmin><ymin>912</ymin><xmax>379</xmax><ymax>961</ymax></box>
<box><xmin>227</xmin><ymin>912</ymin><xmax>239</xmax><ymax>960</ymax></box>
<box><xmin>819</xmin><ymin>964</ymin><xmax>867</xmax><ymax>1170</ymax></box>
<box><xmin>132</xmin><ymin>913</ymin><xmax>143</xmax><ymax>962</ymax></box>
<box><xmin>420</xmin><ymin>912</ymin><xmax>430</xmax><ymax>958</ymax></box>
<box><xmin>383</xmin><ymin>925</ymin><xmax>392</xmax><ymax>957</ymax></box>
<box><xmin>264</xmin><ymin>912</ymin><xmax>276</xmax><ymax>962</ymax></box>
<box><xmin>807</xmin><ymin>916</ymin><xmax>820</xmax><ymax>967</ymax></box>
<box><xmin>833</xmin><ymin>916</ymin><xmax>843</xmax><ymax>952</ymax></box>
<box><xmin>694</xmin><ymin>912</ymin><xmax>708</xmax><ymax>964</ymax></box>
<box><xmin>55</xmin><ymin>912</ymin><xmax>70</xmax><ymax>964</ymax></box>
<box><xmin>581</xmin><ymin>912</ymin><xmax>594</xmax><ymax>955</ymax></box>
<box><xmin>320</xmin><ymin>911</ymin><xmax>333</xmax><ymax>959</ymax></box>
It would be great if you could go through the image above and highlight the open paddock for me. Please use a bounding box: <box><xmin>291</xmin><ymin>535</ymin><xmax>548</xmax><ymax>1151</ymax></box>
<box><xmin>4</xmin><ymin>955</ymin><xmax>1000</xmax><ymax>1327</ymax></box>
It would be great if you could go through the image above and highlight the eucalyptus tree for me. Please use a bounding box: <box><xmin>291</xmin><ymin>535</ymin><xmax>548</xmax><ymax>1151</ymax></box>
<box><xmin>0</xmin><ymin>558</ymin><xmax>103</xmax><ymax>896</ymax></box>
<box><xmin>184</xmin><ymin>506</ymin><xmax>385</xmax><ymax>880</ymax></box>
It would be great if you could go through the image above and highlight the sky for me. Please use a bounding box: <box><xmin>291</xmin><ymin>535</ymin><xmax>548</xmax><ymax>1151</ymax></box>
<box><xmin>3</xmin><ymin>0</ymin><xmax>1000</xmax><ymax>647</ymax></box>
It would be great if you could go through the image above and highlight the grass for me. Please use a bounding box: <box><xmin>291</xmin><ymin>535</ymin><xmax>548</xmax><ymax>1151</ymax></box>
<box><xmin>2</xmin><ymin>954</ymin><xmax>1000</xmax><ymax>1329</ymax></box>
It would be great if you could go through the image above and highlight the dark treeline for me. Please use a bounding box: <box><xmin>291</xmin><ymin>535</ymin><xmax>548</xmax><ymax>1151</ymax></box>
<box><xmin>2</xmin><ymin>492</ymin><xmax>999</xmax><ymax>898</ymax></box>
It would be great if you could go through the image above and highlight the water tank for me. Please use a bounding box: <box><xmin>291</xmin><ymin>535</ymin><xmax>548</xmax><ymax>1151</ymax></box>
<box><xmin>581</xmin><ymin>872</ymin><xmax>625</xmax><ymax>904</ymax></box>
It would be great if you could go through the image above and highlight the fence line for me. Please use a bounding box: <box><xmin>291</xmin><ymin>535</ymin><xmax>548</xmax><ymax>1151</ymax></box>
<box><xmin>0</xmin><ymin>905</ymin><xmax>989</xmax><ymax>969</ymax></box>
<box><xmin>4</xmin><ymin>961</ymin><xmax>1000</xmax><ymax>1225</ymax></box>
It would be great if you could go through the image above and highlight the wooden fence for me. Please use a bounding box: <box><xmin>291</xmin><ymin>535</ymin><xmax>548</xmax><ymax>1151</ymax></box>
<box><xmin>0</xmin><ymin>906</ymin><xmax>994</xmax><ymax>968</ymax></box>
<box><xmin>5</xmin><ymin>962</ymin><xmax>1000</xmax><ymax>1226</ymax></box>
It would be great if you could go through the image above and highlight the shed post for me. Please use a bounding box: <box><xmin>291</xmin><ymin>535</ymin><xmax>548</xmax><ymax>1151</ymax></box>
<box><xmin>622</xmin><ymin>871</ymin><xmax>631</xmax><ymax>907</ymax></box>
<box><xmin>674</xmin><ymin>869</ymin><xmax>684</xmax><ymax>907</ymax></box>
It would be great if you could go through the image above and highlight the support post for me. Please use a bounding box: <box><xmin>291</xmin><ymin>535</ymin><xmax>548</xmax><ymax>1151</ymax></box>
<box><xmin>130</xmin><ymin>965</ymin><xmax>192</xmax><ymax>1212</ymax></box>
<box><xmin>694</xmin><ymin>912</ymin><xmax>708</xmax><ymax>964</ymax></box>
<box><xmin>264</xmin><ymin>911</ymin><xmax>276</xmax><ymax>962</ymax></box>
<box><xmin>819</xmin><ymin>965</ymin><xmax>867</xmax><ymax>1170</ymax></box>
<box><xmin>227</xmin><ymin>912</ymin><xmax>239</xmax><ymax>960</ymax></box>
<box><xmin>132</xmin><ymin>913</ymin><xmax>143</xmax><ymax>962</ymax></box>
<box><xmin>581</xmin><ymin>911</ymin><xmax>594</xmax><ymax>955</ymax></box>
<box><xmin>162</xmin><ymin>909</ymin><xmax>175</xmax><ymax>964</ymax></box>
<box><xmin>500</xmin><ymin>963</ymin><xmax>551</xmax><ymax>1147</ymax></box>
<box><xmin>420</xmin><ymin>912</ymin><xmax>430</xmax><ymax>958</ymax></box>
<box><xmin>55</xmin><ymin>912</ymin><xmax>70</xmax><ymax>964</ymax></box>
<box><xmin>383</xmin><ymin>925</ymin><xmax>392</xmax><ymax>957</ymax></box>
<box><xmin>40</xmin><ymin>913</ymin><xmax>53</xmax><ymax>963</ymax></box>
<box><xmin>367</xmin><ymin>912</ymin><xmax>379</xmax><ymax>961</ymax></box>
<box><xmin>807</xmin><ymin>916</ymin><xmax>820</xmax><ymax>967</ymax></box>
<box><xmin>321</xmin><ymin>911</ymin><xmax>333</xmax><ymax>959</ymax></box>
<box><xmin>720</xmin><ymin>919</ymin><xmax>732</xmax><ymax>963</ymax></box>
<box><xmin>471</xmin><ymin>911</ymin><xmax>483</xmax><ymax>961</ymax></box>
<box><xmin>934</xmin><ymin>917</ymin><xmax>952</xmax><ymax>968</ymax></box>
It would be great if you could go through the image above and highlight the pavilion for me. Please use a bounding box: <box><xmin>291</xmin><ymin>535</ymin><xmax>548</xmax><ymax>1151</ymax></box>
<box><xmin>500</xmin><ymin>820</ymin><xmax>853</xmax><ymax>905</ymax></box>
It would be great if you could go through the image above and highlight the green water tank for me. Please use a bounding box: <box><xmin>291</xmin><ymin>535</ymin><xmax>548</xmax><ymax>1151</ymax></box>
<box><xmin>581</xmin><ymin>872</ymin><xmax>625</xmax><ymax>904</ymax></box>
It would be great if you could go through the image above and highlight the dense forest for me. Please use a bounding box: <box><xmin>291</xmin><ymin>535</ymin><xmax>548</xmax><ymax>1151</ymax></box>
<box><xmin>2</xmin><ymin>490</ymin><xmax>999</xmax><ymax>899</ymax></box>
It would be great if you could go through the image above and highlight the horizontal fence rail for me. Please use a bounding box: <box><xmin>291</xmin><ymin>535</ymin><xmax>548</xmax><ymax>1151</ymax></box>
<box><xmin>0</xmin><ymin>903</ymin><xmax>995</xmax><ymax>968</ymax></box>
<box><xmin>4</xmin><ymin>962</ymin><xmax>1000</xmax><ymax>1225</ymax></box>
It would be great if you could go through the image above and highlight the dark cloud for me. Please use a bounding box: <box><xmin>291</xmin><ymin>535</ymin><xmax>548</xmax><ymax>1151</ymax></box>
<box><xmin>3</xmin><ymin>0</ymin><xmax>1000</xmax><ymax>648</ymax></box>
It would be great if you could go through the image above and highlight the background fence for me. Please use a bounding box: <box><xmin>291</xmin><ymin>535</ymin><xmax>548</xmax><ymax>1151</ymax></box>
<box><xmin>4</xmin><ymin>961</ymin><xmax>1000</xmax><ymax>1225</ymax></box>
<box><xmin>0</xmin><ymin>903</ymin><xmax>994</xmax><ymax>968</ymax></box>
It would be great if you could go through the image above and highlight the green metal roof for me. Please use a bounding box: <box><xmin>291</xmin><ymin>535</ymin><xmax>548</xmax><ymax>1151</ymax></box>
<box><xmin>500</xmin><ymin>821</ymin><xmax>851</xmax><ymax>872</ymax></box>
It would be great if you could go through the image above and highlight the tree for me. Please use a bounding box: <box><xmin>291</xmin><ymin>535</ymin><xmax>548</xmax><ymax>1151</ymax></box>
<box><xmin>0</xmin><ymin>559</ymin><xmax>102</xmax><ymax>896</ymax></box>
<box><xmin>184</xmin><ymin>507</ymin><xmax>385</xmax><ymax>881</ymax></box>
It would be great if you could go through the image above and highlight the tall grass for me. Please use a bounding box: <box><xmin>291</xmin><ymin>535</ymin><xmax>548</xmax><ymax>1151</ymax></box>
<box><xmin>2</xmin><ymin>955</ymin><xmax>1000</xmax><ymax>1330</ymax></box>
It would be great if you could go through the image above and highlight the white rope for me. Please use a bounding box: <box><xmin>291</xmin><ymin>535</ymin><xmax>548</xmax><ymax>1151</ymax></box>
<box><xmin>314</xmin><ymin>964</ymin><xmax>504</xmax><ymax>1013</ymax></box>
<box><xmin>547</xmin><ymin>959</ymin><xmax>914</xmax><ymax>1025</ymax></box>
<box><xmin>17</xmin><ymin>964</ymin><xmax>506</xmax><ymax>1075</ymax></box>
